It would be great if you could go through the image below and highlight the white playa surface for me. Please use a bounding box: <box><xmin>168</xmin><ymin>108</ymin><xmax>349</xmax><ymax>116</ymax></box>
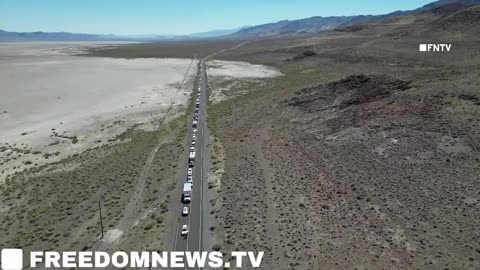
<box><xmin>206</xmin><ymin>60</ymin><xmax>283</xmax><ymax>103</ymax></box>
<box><xmin>0</xmin><ymin>42</ymin><xmax>198</xmax><ymax>181</ymax></box>
<box><xmin>207</xmin><ymin>60</ymin><xmax>282</xmax><ymax>78</ymax></box>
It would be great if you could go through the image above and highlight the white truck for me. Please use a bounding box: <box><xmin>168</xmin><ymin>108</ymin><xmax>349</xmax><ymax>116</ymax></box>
<box><xmin>182</xmin><ymin>183</ymin><xmax>192</xmax><ymax>203</ymax></box>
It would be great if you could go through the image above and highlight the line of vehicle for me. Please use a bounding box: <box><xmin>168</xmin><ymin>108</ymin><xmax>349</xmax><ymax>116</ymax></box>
<box><xmin>170</xmin><ymin>59</ymin><xmax>208</xmax><ymax>270</ymax></box>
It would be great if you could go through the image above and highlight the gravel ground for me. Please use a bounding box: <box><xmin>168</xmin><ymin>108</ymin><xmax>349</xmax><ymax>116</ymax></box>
<box><xmin>207</xmin><ymin>7</ymin><xmax>480</xmax><ymax>269</ymax></box>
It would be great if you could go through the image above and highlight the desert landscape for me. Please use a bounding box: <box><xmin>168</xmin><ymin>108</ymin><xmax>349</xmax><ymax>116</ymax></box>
<box><xmin>0</xmin><ymin>42</ymin><xmax>198</xmax><ymax>182</ymax></box>
<box><xmin>0</xmin><ymin>41</ymin><xmax>286</xmax><ymax>265</ymax></box>
<box><xmin>1</xmin><ymin>1</ymin><xmax>480</xmax><ymax>269</ymax></box>
<box><xmin>0</xmin><ymin>42</ymin><xmax>201</xmax><ymax>260</ymax></box>
<box><xmin>205</xmin><ymin>4</ymin><xmax>480</xmax><ymax>270</ymax></box>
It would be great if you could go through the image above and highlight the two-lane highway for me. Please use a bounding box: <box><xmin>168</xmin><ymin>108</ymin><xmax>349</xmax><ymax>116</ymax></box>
<box><xmin>172</xmin><ymin>59</ymin><xmax>210</xmax><ymax>269</ymax></box>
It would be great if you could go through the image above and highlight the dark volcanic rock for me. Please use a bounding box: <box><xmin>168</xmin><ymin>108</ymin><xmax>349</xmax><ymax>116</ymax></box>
<box><xmin>331</xmin><ymin>74</ymin><xmax>412</xmax><ymax>107</ymax></box>
<box><xmin>289</xmin><ymin>74</ymin><xmax>412</xmax><ymax>110</ymax></box>
<box><xmin>285</xmin><ymin>50</ymin><xmax>317</xmax><ymax>62</ymax></box>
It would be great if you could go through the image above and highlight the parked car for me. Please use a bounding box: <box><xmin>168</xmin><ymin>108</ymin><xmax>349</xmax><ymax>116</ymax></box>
<box><xmin>187</xmin><ymin>168</ymin><xmax>193</xmax><ymax>176</ymax></box>
<box><xmin>186</xmin><ymin>175</ymin><xmax>193</xmax><ymax>183</ymax></box>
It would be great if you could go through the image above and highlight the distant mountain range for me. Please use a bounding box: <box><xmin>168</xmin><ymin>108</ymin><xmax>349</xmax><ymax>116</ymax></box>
<box><xmin>0</xmin><ymin>27</ymin><xmax>248</xmax><ymax>42</ymax></box>
<box><xmin>1</xmin><ymin>0</ymin><xmax>479</xmax><ymax>41</ymax></box>
<box><xmin>186</xmin><ymin>26</ymin><xmax>249</xmax><ymax>38</ymax></box>
<box><xmin>229</xmin><ymin>16</ymin><xmax>379</xmax><ymax>37</ymax></box>
<box><xmin>0</xmin><ymin>30</ymin><xmax>142</xmax><ymax>42</ymax></box>
<box><xmin>227</xmin><ymin>0</ymin><xmax>480</xmax><ymax>38</ymax></box>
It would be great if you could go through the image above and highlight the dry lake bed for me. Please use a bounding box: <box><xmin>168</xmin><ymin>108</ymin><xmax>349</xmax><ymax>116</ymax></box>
<box><xmin>0</xmin><ymin>42</ymin><xmax>198</xmax><ymax>182</ymax></box>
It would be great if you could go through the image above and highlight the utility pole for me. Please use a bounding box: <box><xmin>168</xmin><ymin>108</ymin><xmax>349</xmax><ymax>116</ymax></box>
<box><xmin>98</xmin><ymin>196</ymin><xmax>104</xmax><ymax>239</ymax></box>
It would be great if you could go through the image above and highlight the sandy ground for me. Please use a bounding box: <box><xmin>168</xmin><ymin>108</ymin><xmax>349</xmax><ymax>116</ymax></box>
<box><xmin>0</xmin><ymin>43</ymin><xmax>198</xmax><ymax>182</ymax></box>
<box><xmin>206</xmin><ymin>60</ymin><xmax>282</xmax><ymax>103</ymax></box>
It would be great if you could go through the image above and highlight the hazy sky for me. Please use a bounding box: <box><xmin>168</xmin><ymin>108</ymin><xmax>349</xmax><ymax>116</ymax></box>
<box><xmin>0</xmin><ymin>0</ymin><xmax>434</xmax><ymax>35</ymax></box>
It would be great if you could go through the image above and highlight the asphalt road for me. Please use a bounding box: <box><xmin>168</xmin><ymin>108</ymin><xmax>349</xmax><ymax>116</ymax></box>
<box><xmin>172</xmin><ymin>59</ymin><xmax>210</xmax><ymax>269</ymax></box>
